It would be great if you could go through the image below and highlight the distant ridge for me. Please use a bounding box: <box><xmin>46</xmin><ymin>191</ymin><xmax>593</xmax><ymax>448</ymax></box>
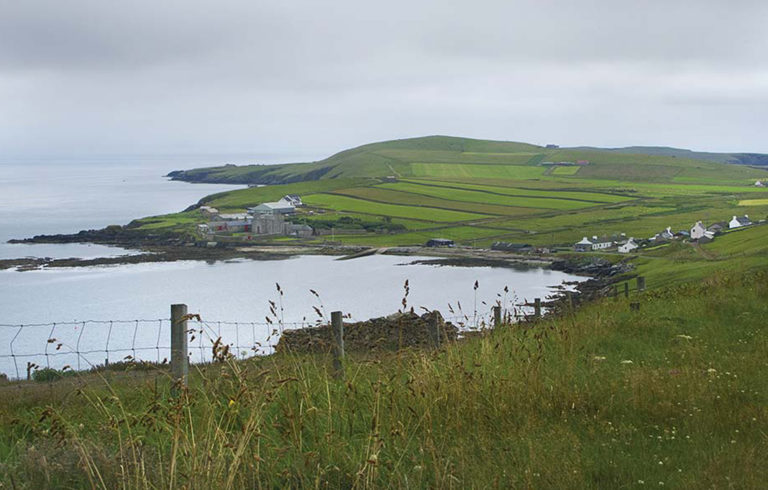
<box><xmin>569</xmin><ymin>145</ymin><xmax>768</xmax><ymax>167</ymax></box>
<box><xmin>167</xmin><ymin>135</ymin><xmax>768</xmax><ymax>186</ymax></box>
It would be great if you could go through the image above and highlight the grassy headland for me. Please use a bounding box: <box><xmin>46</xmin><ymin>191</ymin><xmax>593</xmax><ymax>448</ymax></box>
<box><xmin>140</xmin><ymin>135</ymin><xmax>768</xmax><ymax>251</ymax></box>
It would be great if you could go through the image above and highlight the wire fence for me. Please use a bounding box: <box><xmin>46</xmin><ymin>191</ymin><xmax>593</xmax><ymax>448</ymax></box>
<box><xmin>0</xmin><ymin>301</ymin><xmax>544</xmax><ymax>381</ymax></box>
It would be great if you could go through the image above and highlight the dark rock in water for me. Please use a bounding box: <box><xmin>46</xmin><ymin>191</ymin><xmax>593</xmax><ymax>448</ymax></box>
<box><xmin>276</xmin><ymin>310</ymin><xmax>458</xmax><ymax>354</ymax></box>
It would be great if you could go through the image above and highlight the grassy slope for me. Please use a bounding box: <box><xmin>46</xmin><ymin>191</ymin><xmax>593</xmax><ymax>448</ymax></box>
<box><xmin>140</xmin><ymin>135</ymin><xmax>768</xmax><ymax>248</ymax></box>
<box><xmin>2</xmin><ymin>240</ymin><xmax>766</xmax><ymax>487</ymax></box>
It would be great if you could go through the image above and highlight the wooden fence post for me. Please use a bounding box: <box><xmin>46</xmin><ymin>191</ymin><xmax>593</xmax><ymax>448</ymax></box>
<box><xmin>171</xmin><ymin>304</ymin><xmax>189</xmax><ymax>395</ymax></box>
<box><xmin>624</xmin><ymin>282</ymin><xmax>630</xmax><ymax>298</ymax></box>
<box><xmin>493</xmin><ymin>305</ymin><xmax>502</xmax><ymax>327</ymax></box>
<box><xmin>534</xmin><ymin>298</ymin><xmax>542</xmax><ymax>318</ymax></box>
<box><xmin>331</xmin><ymin>311</ymin><xmax>344</xmax><ymax>379</ymax></box>
<box><xmin>637</xmin><ymin>276</ymin><xmax>646</xmax><ymax>292</ymax></box>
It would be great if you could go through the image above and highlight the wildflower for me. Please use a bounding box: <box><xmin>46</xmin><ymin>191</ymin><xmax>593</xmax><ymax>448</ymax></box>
<box><xmin>228</xmin><ymin>399</ymin><xmax>236</xmax><ymax>407</ymax></box>
<box><xmin>593</xmin><ymin>356</ymin><xmax>606</xmax><ymax>361</ymax></box>
<box><xmin>621</xmin><ymin>360</ymin><xmax>633</xmax><ymax>364</ymax></box>
<box><xmin>706</xmin><ymin>368</ymin><xmax>717</xmax><ymax>374</ymax></box>
<box><xmin>676</xmin><ymin>334</ymin><xmax>692</xmax><ymax>340</ymax></box>
<box><xmin>638</xmin><ymin>480</ymin><xmax>645</xmax><ymax>485</ymax></box>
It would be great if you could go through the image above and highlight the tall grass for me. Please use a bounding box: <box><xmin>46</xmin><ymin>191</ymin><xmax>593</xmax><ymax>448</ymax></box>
<box><xmin>1</xmin><ymin>271</ymin><xmax>767</xmax><ymax>488</ymax></box>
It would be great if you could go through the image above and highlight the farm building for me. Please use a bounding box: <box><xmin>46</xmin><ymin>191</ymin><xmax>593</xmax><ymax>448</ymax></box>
<box><xmin>729</xmin><ymin>215</ymin><xmax>752</xmax><ymax>229</ymax></box>
<box><xmin>755</xmin><ymin>180</ymin><xmax>766</xmax><ymax>187</ymax></box>
<box><xmin>207</xmin><ymin>219</ymin><xmax>251</xmax><ymax>233</ymax></box>
<box><xmin>286</xmin><ymin>223</ymin><xmax>313</xmax><ymax>238</ymax></box>
<box><xmin>248</xmin><ymin>201</ymin><xmax>295</xmax><ymax>215</ymax></box>
<box><xmin>426</xmin><ymin>238</ymin><xmax>454</xmax><ymax>247</ymax></box>
<box><xmin>251</xmin><ymin>214</ymin><xmax>286</xmax><ymax>235</ymax></box>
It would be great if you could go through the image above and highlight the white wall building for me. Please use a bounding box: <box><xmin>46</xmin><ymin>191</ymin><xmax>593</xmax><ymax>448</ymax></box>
<box><xmin>729</xmin><ymin>215</ymin><xmax>751</xmax><ymax>229</ymax></box>
<box><xmin>618</xmin><ymin>238</ymin><xmax>638</xmax><ymax>254</ymax></box>
<box><xmin>690</xmin><ymin>221</ymin><xmax>707</xmax><ymax>240</ymax></box>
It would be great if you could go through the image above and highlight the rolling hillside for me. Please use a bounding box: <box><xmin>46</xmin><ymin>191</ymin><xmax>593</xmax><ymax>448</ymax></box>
<box><xmin>141</xmin><ymin>135</ymin><xmax>768</xmax><ymax>251</ymax></box>
<box><xmin>167</xmin><ymin>135</ymin><xmax>768</xmax><ymax>185</ymax></box>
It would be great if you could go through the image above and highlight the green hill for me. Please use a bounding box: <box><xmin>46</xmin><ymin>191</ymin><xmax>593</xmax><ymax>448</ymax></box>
<box><xmin>141</xmin><ymin>135</ymin><xmax>768</xmax><ymax>250</ymax></box>
<box><xmin>571</xmin><ymin>145</ymin><xmax>768</xmax><ymax>167</ymax></box>
<box><xmin>168</xmin><ymin>135</ymin><xmax>768</xmax><ymax>186</ymax></box>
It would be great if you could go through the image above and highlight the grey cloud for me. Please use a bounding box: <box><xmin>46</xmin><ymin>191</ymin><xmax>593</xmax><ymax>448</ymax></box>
<box><xmin>0</xmin><ymin>0</ymin><xmax>766</xmax><ymax>156</ymax></box>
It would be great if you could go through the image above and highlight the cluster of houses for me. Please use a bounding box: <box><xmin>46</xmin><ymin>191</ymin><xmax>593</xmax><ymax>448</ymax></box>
<box><xmin>573</xmin><ymin>215</ymin><xmax>755</xmax><ymax>253</ymax></box>
<box><xmin>198</xmin><ymin>195</ymin><xmax>314</xmax><ymax>239</ymax></box>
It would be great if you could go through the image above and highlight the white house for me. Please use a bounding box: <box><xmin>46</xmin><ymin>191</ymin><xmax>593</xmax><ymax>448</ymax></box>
<box><xmin>618</xmin><ymin>238</ymin><xmax>638</xmax><ymax>254</ymax></box>
<box><xmin>729</xmin><ymin>215</ymin><xmax>752</xmax><ymax>229</ymax></box>
<box><xmin>590</xmin><ymin>236</ymin><xmax>613</xmax><ymax>250</ymax></box>
<box><xmin>281</xmin><ymin>195</ymin><xmax>303</xmax><ymax>207</ymax></box>
<box><xmin>574</xmin><ymin>237</ymin><xmax>593</xmax><ymax>252</ymax></box>
<box><xmin>755</xmin><ymin>180</ymin><xmax>766</xmax><ymax>188</ymax></box>
<box><xmin>690</xmin><ymin>221</ymin><xmax>707</xmax><ymax>240</ymax></box>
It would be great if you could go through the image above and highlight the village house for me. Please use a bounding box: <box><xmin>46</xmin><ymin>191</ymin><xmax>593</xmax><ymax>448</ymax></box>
<box><xmin>617</xmin><ymin>238</ymin><xmax>638</xmax><ymax>254</ymax></box>
<box><xmin>573</xmin><ymin>236</ymin><xmax>613</xmax><ymax>252</ymax></box>
<box><xmin>573</xmin><ymin>237</ymin><xmax>593</xmax><ymax>252</ymax></box>
<box><xmin>729</xmin><ymin>215</ymin><xmax>752</xmax><ymax>229</ymax></box>
<box><xmin>199</xmin><ymin>206</ymin><xmax>219</xmax><ymax>217</ymax></box>
<box><xmin>755</xmin><ymin>180</ymin><xmax>766</xmax><ymax>188</ymax></box>
<box><xmin>707</xmin><ymin>222</ymin><xmax>726</xmax><ymax>235</ymax></box>
<box><xmin>690</xmin><ymin>221</ymin><xmax>706</xmax><ymax>240</ymax></box>
<box><xmin>651</xmin><ymin>227</ymin><xmax>674</xmax><ymax>242</ymax></box>
<box><xmin>281</xmin><ymin>195</ymin><xmax>303</xmax><ymax>207</ymax></box>
<box><xmin>690</xmin><ymin>221</ymin><xmax>716</xmax><ymax>241</ymax></box>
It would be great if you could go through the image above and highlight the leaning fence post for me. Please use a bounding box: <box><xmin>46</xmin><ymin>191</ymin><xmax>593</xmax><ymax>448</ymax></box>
<box><xmin>331</xmin><ymin>311</ymin><xmax>344</xmax><ymax>379</ymax></box>
<box><xmin>171</xmin><ymin>304</ymin><xmax>189</xmax><ymax>395</ymax></box>
<box><xmin>637</xmin><ymin>276</ymin><xmax>646</xmax><ymax>292</ymax></box>
<box><xmin>534</xmin><ymin>298</ymin><xmax>542</xmax><ymax>318</ymax></box>
<box><xmin>493</xmin><ymin>306</ymin><xmax>502</xmax><ymax>327</ymax></box>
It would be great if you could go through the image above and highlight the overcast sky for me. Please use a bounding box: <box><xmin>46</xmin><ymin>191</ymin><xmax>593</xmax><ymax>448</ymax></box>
<box><xmin>1</xmin><ymin>0</ymin><xmax>767</xmax><ymax>159</ymax></box>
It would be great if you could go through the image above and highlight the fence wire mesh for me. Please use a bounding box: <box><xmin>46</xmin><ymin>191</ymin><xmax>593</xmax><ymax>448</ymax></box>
<box><xmin>1</xmin><ymin>301</ymin><xmax>543</xmax><ymax>381</ymax></box>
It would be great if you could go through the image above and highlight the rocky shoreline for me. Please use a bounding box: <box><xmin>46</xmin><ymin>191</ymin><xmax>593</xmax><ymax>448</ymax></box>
<box><xmin>3</xmin><ymin>225</ymin><xmax>632</xmax><ymax>310</ymax></box>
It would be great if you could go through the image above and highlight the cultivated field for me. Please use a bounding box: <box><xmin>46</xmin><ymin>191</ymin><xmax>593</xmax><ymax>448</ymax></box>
<box><xmin>139</xmin><ymin>136</ymin><xmax>768</xmax><ymax>252</ymax></box>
